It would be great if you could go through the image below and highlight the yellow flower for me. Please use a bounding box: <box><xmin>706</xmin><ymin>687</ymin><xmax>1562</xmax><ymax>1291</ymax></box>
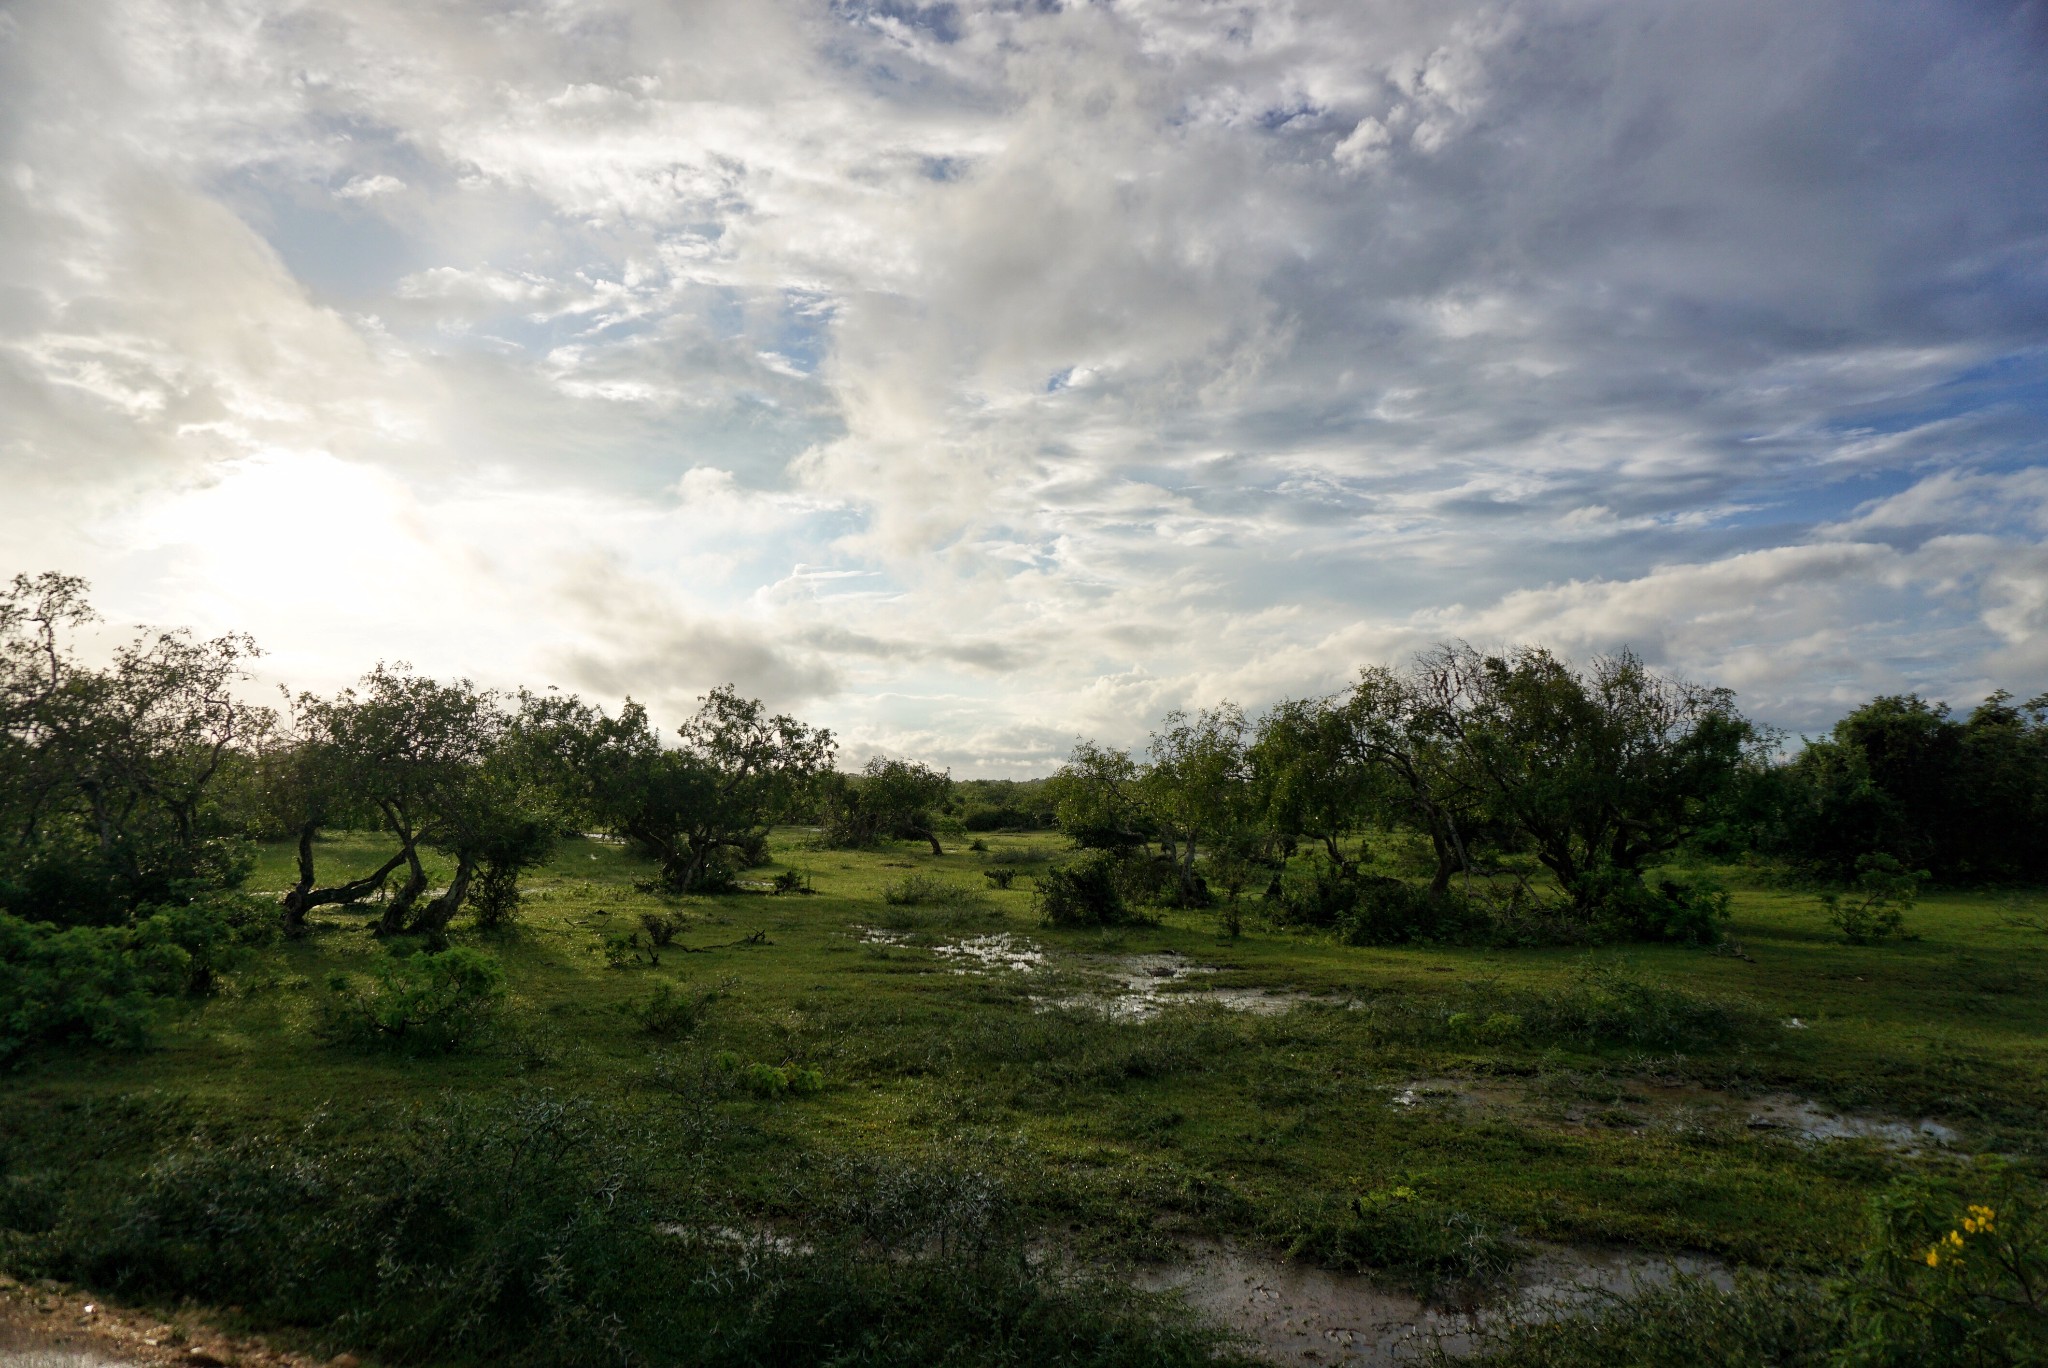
<box><xmin>1946</xmin><ymin>1230</ymin><xmax>1965</xmax><ymax>1250</ymax></box>
<box><xmin>1926</xmin><ymin>1248</ymin><xmax>1941</xmax><ymax>1267</ymax></box>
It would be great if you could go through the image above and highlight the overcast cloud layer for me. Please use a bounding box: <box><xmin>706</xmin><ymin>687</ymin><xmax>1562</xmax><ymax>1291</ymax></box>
<box><xmin>3</xmin><ymin>0</ymin><xmax>2046</xmax><ymax>772</ymax></box>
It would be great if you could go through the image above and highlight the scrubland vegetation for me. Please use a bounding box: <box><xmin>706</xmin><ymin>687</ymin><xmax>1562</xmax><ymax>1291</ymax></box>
<box><xmin>2</xmin><ymin>569</ymin><xmax>2045</xmax><ymax>1366</ymax></box>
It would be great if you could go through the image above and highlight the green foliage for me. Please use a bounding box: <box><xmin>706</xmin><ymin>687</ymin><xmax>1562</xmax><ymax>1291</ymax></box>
<box><xmin>1834</xmin><ymin>1166</ymin><xmax>2048</xmax><ymax>1366</ymax></box>
<box><xmin>819</xmin><ymin>757</ymin><xmax>953</xmax><ymax>851</ymax></box>
<box><xmin>983</xmin><ymin>866</ymin><xmax>1017</xmax><ymax>889</ymax></box>
<box><xmin>1441</xmin><ymin>1271</ymin><xmax>1840</xmax><ymax>1368</ymax></box>
<box><xmin>0</xmin><ymin>894</ymin><xmax>275</xmax><ymax>1062</ymax></box>
<box><xmin>880</xmin><ymin>871</ymin><xmax>986</xmax><ymax>908</ymax></box>
<box><xmin>1572</xmin><ymin>867</ymin><xmax>1733</xmax><ymax>944</ymax></box>
<box><xmin>1776</xmin><ymin>691</ymin><xmax>2048</xmax><ymax>884</ymax></box>
<box><xmin>639</xmin><ymin>909</ymin><xmax>688</xmax><ymax>947</ymax></box>
<box><xmin>1266</xmin><ymin>856</ymin><xmax>1488</xmax><ymax>945</ymax></box>
<box><xmin>1284</xmin><ymin>1185</ymin><xmax>1522</xmax><ymax>1299</ymax></box>
<box><xmin>770</xmin><ymin>867</ymin><xmax>813</xmax><ymax>895</ymax></box>
<box><xmin>1034</xmin><ymin>848</ymin><xmax>1133</xmax><ymax>926</ymax></box>
<box><xmin>714</xmin><ymin>1051</ymin><xmax>825</xmax><ymax>1098</ymax></box>
<box><xmin>0</xmin><ymin>914</ymin><xmax>157</xmax><ymax>1061</ymax></box>
<box><xmin>590</xmin><ymin>687</ymin><xmax>833</xmax><ymax>894</ymax></box>
<box><xmin>319</xmin><ymin>946</ymin><xmax>507</xmax><ymax>1053</ymax></box>
<box><xmin>1820</xmin><ymin>855</ymin><xmax>1924</xmax><ymax>946</ymax></box>
<box><xmin>6</xmin><ymin>1092</ymin><xmax>1239</xmax><ymax>1368</ymax></box>
<box><xmin>1518</xmin><ymin>962</ymin><xmax>1750</xmax><ymax>1051</ymax></box>
<box><xmin>634</xmin><ymin>981</ymin><xmax>717</xmax><ymax>1040</ymax></box>
<box><xmin>1450</xmin><ymin>1169</ymin><xmax>2048</xmax><ymax>1368</ymax></box>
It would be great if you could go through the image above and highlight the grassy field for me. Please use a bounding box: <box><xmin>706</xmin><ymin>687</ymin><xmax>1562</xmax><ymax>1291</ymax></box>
<box><xmin>5</xmin><ymin>830</ymin><xmax>2045</xmax><ymax>1356</ymax></box>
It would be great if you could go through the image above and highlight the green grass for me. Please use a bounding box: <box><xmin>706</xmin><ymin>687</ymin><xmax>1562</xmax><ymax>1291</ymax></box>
<box><xmin>7</xmin><ymin>831</ymin><xmax>2048</xmax><ymax>1318</ymax></box>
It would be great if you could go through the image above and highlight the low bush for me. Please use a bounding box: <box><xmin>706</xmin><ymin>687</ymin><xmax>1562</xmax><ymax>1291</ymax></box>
<box><xmin>1035</xmin><ymin>849</ymin><xmax>1134</xmax><ymax>927</ymax></box>
<box><xmin>1436</xmin><ymin>1166</ymin><xmax>2048</xmax><ymax>1367</ymax></box>
<box><xmin>1437</xmin><ymin>1270</ymin><xmax>1838</xmax><ymax>1367</ymax></box>
<box><xmin>318</xmin><ymin>946</ymin><xmax>507</xmax><ymax>1053</ymax></box>
<box><xmin>714</xmin><ymin>1051</ymin><xmax>825</xmax><ymax>1098</ymax></box>
<box><xmin>1574</xmin><ymin>868</ymin><xmax>1732</xmax><ymax>945</ymax></box>
<box><xmin>1835</xmin><ymin>1164</ymin><xmax>2047</xmax><ymax>1366</ymax></box>
<box><xmin>7</xmin><ymin>1092</ymin><xmax>1243</xmax><ymax>1367</ymax></box>
<box><xmin>639</xmin><ymin>910</ymin><xmax>688</xmax><ymax>947</ymax></box>
<box><xmin>0</xmin><ymin>914</ymin><xmax>156</xmax><ymax>1062</ymax></box>
<box><xmin>1283</xmin><ymin>1185</ymin><xmax>1522</xmax><ymax>1300</ymax></box>
<box><xmin>634</xmin><ymin>981</ymin><xmax>718</xmax><ymax>1040</ymax></box>
<box><xmin>0</xmin><ymin>894</ymin><xmax>277</xmax><ymax>1062</ymax></box>
<box><xmin>1820</xmin><ymin>855</ymin><xmax>1923</xmax><ymax>946</ymax></box>
<box><xmin>983</xmin><ymin>867</ymin><xmax>1017</xmax><ymax>889</ymax></box>
<box><xmin>880</xmin><ymin>872</ymin><xmax>986</xmax><ymax>908</ymax></box>
<box><xmin>1267</xmin><ymin>856</ymin><xmax>1487</xmax><ymax>945</ymax></box>
<box><xmin>1516</xmin><ymin>963</ymin><xmax>1749</xmax><ymax>1051</ymax></box>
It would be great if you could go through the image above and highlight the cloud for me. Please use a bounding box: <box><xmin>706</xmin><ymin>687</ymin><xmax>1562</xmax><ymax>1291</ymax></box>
<box><xmin>1</xmin><ymin>0</ymin><xmax>2045</xmax><ymax>772</ymax></box>
<box><xmin>335</xmin><ymin>174</ymin><xmax>406</xmax><ymax>200</ymax></box>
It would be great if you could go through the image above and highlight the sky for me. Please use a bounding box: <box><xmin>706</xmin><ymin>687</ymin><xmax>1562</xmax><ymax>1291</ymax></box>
<box><xmin>3</xmin><ymin>0</ymin><xmax>2046</xmax><ymax>774</ymax></box>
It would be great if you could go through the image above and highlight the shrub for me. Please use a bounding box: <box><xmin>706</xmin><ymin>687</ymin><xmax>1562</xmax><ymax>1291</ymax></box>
<box><xmin>49</xmin><ymin>1092</ymin><xmax>662</xmax><ymax>1367</ymax></box>
<box><xmin>1520</xmin><ymin>963</ymin><xmax>1748</xmax><ymax>1051</ymax></box>
<box><xmin>1339</xmin><ymin>878</ymin><xmax>1489</xmax><ymax>946</ymax></box>
<box><xmin>967</xmin><ymin>838</ymin><xmax>990</xmax><ymax>852</ymax></box>
<box><xmin>1820</xmin><ymin>855</ymin><xmax>1923</xmax><ymax>946</ymax></box>
<box><xmin>634</xmin><ymin>981</ymin><xmax>716</xmax><ymax>1040</ymax></box>
<box><xmin>1284</xmin><ymin>1185</ymin><xmax>1522</xmax><ymax>1300</ymax></box>
<box><xmin>127</xmin><ymin>893</ymin><xmax>276</xmax><ymax>996</ymax></box>
<box><xmin>0</xmin><ymin>894</ymin><xmax>278</xmax><ymax>1062</ymax></box>
<box><xmin>714</xmin><ymin>1051</ymin><xmax>824</xmax><ymax>1098</ymax></box>
<box><xmin>1835</xmin><ymin>1165</ymin><xmax>2048</xmax><ymax>1366</ymax></box>
<box><xmin>9</xmin><ymin>1092</ymin><xmax>1239</xmax><ymax>1368</ymax></box>
<box><xmin>1034</xmin><ymin>849</ymin><xmax>1131</xmax><ymax>927</ymax></box>
<box><xmin>640</xmin><ymin>910</ymin><xmax>688</xmax><ymax>948</ymax></box>
<box><xmin>880</xmin><ymin>872</ymin><xmax>986</xmax><ymax>908</ymax></box>
<box><xmin>1267</xmin><ymin>856</ymin><xmax>1486</xmax><ymax>945</ymax></box>
<box><xmin>0</xmin><ymin>915</ymin><xmax>156</xmax><ymax>1062</ymax></box>
<box><xmin>319</xmin><ymin>946</ymin><xmax>507</xmax><ymax>1053</ymax></box>
<box><xmin>1440</xmin><ymin>1270</ymin><xmax>1838</xmax><ymax>1367</ymax></box>
<box><xmin>983</xmin><ymin>867</ymin><xmax>1017</xmax><ymax>890</ymax></box>
<box><xmin>770</xmin><ymin>868</ymin><xmax>813</xmax><ymax>895</ymax></box>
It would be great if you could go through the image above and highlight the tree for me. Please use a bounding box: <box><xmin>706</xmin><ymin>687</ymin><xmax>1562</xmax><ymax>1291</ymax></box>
<box><xmin>322</xmin><ymin>666</ymin><xmax>503</xmax><ymax>935</ymax></box>
<box><xmin>0</xmin><ymin>573</ymin><xmax>260</xmax><ymax>924</ymax></box>
<box><xmin>1045</xmin><ymin>740</ymin><xmax>1149</xmax><ymax>850</ymax></box>
<box><xmin>820</xmin><ymin>757</ymin><xmax>954</xmax><ymax>854</ymax></box>
<box><xmin>1250</xmin><ymin>697</ymin><xmax>1370</xmax><ymax>870</ymax></box>
<box><xmin>1144</xmin><ymin>704</ymin><xmax>1250</xmax><ymax>904</ymax></box>
<box><xmin>1422</xmin><ymin>643</ymin><xmax>1761</xmax><ymax>924</ymax></box>
<box><xmin>591</xmin><ymin>687</ymin><xmax>834</xmax><ymax>893</ymax></box>
<box><xmin>249</xmin><ymin>694</ymin><xmax>406</xmax><ymax>937</ymax></box>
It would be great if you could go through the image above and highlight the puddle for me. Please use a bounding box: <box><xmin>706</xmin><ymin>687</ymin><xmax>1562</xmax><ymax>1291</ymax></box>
<box><xmin>932</xmin><ymin>933</ymin><xmax>1045</xmax><ymax>973</ymax></box>
<box><xmin>1139</xmin><ymin>1239</ymin><xmax>1729</xmax><ymax>1363</ymax></box>
<box><xmin>1745</xmin><ymin>1095</ymin><xmax>1957</xmax><ymax>1151</ymax></box>
<box><xmin>1385</xmin><ymin>1076</ymin><xmax>1961</xmax><ymax>1154</ymax></box>
<box><xmin>855</xmin><ymin>929</ymin><xmax>1046</xmax><ymax>974</ymax></box>
<box><xmin>1044</xmin><ymin>952</ymin><xmax>1322</xmax><ymax>1021</ymax></box>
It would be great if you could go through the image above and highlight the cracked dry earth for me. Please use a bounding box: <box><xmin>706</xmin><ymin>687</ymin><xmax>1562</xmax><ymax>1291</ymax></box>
<box><xmin>0</xmin><ymin>1275</ymin><xmax>357</xmax><ymax>1368</ymax></box>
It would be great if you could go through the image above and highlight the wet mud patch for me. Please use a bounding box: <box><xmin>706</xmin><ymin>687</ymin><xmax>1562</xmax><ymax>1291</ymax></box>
<box><xmin>1045</xmin><ymin>952</ymin><xmax>1328</xmax><ymax>1020</ymax></box>
<box><xmin>1138</xmin><ymin>1238</ymin><xmax>1730</xmax><ymax>1364</ymax></box>
<box><xmin>1387</xmin><ymin>1075</ymin><xmax>1964</xmax><ymax>1153</ymax></box>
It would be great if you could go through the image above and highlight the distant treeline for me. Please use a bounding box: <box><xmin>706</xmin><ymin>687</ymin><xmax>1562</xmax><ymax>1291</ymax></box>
<box><xmin>2</xmin><ymin>571</ymin><xmax>2043</xmax><ymax>954</ymax></box>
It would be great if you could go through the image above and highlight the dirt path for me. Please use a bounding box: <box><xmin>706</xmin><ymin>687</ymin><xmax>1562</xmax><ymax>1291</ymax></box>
<box><xmin>0</xmin><ymin>1275</ymin><xmax>351</xmax><ymax>1368</ymax></box>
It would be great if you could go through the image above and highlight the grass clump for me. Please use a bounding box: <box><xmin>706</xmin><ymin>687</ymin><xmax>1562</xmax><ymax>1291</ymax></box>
<box><xmin>880</xmin><ymin>871</ymin><xmax>987</xmax><ymax>909</ymax></box>
<box><xmin>1283</xmin><ymin>1185</ymin><xmax>1522</xmax><ymax>1301</ymax></box>
<box><xmin>1438</xmin><ymin>1270</ymin><xmax>1838</xmax><ymax>1367</ymax></box>
<box><xmin>633</xmin><ymin>980</ymin><xmax>719</xmax><ymax>1039</ymax></box>
<box><xmin>5</xmin><ymin>1091</ymin><xmax>1241</xmax><ymax>1368</ymax></box>
<box><xmin>318</xmin><ymin>945</ymin><xmax>507</xmax><ymax>1053</ymax></box>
